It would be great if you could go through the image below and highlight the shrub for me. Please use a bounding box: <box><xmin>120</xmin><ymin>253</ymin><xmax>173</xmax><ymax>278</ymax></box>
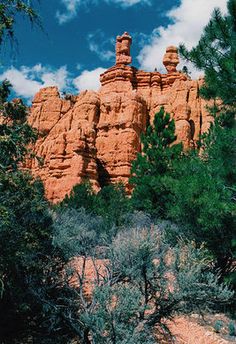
<box><xmin>228</xmin><ymin>321</ymin><xmax>236</xmax><ymax>336</ymax></box>
<box><xmin>56</xmin><ymin>225</ymin><xmax>233</xmax><ymax>342</ymax></box>
<box><xmin>53</xmin><ymin>208</ymin><xmax>110</xmax><ymax>259</ymax></box>
<box><xmin>214</xmin><ymin>320</ymin><xmax>224</xmax><ymax>333</ymax></box>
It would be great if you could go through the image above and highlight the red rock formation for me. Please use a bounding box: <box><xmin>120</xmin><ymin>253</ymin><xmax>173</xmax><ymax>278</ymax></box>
<box><xmin>28</xmin><ymin>33</ymin><xmax>212</xmax><ymax>203</ymax></box>
<box><xmin>116</xmin><ymin>32</ymin><xmax>132</xmax><ymax>65</ymax></box>
<box><xmin>29</xmin><ymin>87</ymin><xmax>100</xmax><ymax>203</ymax></box>
<box><xmin>163</xmin><ymin>46</ymin><xmax>180</xmax><ymax>73</ymax></box>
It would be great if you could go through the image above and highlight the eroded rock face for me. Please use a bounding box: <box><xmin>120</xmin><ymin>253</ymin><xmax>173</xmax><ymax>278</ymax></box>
<box><xmin>29</xmin><ymin>88</ymin><xmax>100</xmax><ymax>203</ymax></box>
<box><xmin>97</xmin><ymin>82</ymin><xmax>147</xmax><ymax>190</ymax></box>
<box><xmin>28</xmin><ymin>33</ymin><xmax>212</xmax><ymax>203</ymax></box>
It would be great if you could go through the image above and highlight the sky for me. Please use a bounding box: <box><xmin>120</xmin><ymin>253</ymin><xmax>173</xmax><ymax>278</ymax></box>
<box><xmin>0</xmin><ymin>0</ymin><xmax>228</xmax><ymax>103</ymax></box>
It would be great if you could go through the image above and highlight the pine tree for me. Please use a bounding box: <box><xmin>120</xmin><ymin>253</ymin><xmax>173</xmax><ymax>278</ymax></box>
<box><xmin>0</xmin><ymin>81</ymin><xmax>37</xmax><ymax>171</ymax></box>
<box><xmin>130</xmin><ymin>107</ymin><xmax>182</xmax><ymax>217</ymax></box>
<box><xmin>173</xmin><ymin>0</ymin><xmax>236</xmax><ymax>283</ymax></box>
<box><xmin>179</xmin><ymin>0</ymin><xmax>236</xmax><ymax>111</ymax></box>
<box><xmin>0</xmin><ymin>4</ymin><xmax>69</xmax><ymax>342</ymax></box>
<box><xmin>0</xmin><ymin>0</ymin><xmax>40</xmax><ymax>46</ymax></box>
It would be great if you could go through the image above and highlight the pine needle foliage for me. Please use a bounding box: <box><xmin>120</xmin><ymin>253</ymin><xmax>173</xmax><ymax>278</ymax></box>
<box><xmin>0</xmin><ymin>80</ymin><xmax>37</xmax><ymax>171</ymax></box>
<box><xmin>0</xmin><ymin>0</ymin><xmax>40</xmax><ymax>46</ymax></box>
<box><xmin>175</xmin><ymin>0</ymin><xmax>236</xmax><ymax>284</ymax></box>
<box><xmin>130</xmin><ymin>107</ymin><xmax>182</xmax><ymax>217</ymax></box>
<box><xmin>179</xmin><ymin>0</ymin><xmax>236</xmax><ymax>107</ymax></box>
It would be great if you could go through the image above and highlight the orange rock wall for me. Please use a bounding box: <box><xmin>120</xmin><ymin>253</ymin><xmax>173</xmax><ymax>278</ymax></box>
<box><xmin>28</xmin><ymin>88</ymin><xmax>100</xmax><ymax>203</ymax></box>
<box><xmin>28</xmin><ymin>40</ymin><xmax>212</xmax><ymax>203</ymax></box>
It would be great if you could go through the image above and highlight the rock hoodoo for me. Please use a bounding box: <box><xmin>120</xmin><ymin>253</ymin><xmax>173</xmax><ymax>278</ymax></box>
<box><xmin>28</xmin><ymin>32</ymin><xmax>212</xmax><ymax>203</ymax></box>
<box><xmin>116</xmin><ymin>32</ymin><xmax>132</xmax><ymax>65</ymax></box>
<box><xmin>163</xmin><ymin>46</ymin><xmax>180</xmax><ymax>73</ymax></box>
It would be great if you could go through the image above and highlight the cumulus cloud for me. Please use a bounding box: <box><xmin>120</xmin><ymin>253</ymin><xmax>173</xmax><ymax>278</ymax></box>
<box><xmin>0</xmin><ymin>68</ymin><xmax>42</xmax><ymax>99</ymax></box>
<box><xmin>73</xmin><ymin>67</ymin><xmax>106</xmax><ymax>92</ymax></box>
<box><xmin>56</xmin><ymin>0</ymin><xmax>151</xmax><ymax>24</ymax></box>
<box><xmin>0</xmin><ymin>64</ymin><xmax>71</xmax><ymax>100</ymax></box>
<box><xmin>138</xmin><ymin>0</ymin><xmax>228</xmax><ymax>76</ymax></box>
<box><xmin>0</xmin><ymin>64</ymin><xmax>107</xmax><ymax>100</ymax></box>
<box><xmin>87</xmin><ymin>31</ymin><xmax>115</xmax><ymax>62</ymax></box>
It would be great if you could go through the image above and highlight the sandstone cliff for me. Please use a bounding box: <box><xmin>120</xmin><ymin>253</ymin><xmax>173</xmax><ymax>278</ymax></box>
<box><xmin>28</xmin><ymin>32</ymin><xmax>212</xmax><ymax>203</ymax></box>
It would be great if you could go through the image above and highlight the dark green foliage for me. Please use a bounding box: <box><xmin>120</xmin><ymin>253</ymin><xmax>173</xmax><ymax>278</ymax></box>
<box><xmin>0</xmin><ymin>71</ymin><xmax>68</xmax><ymax>343</ymax></box>
<box><xmin>61</xmin><ymin>181</ymin><xmax>130</xmax><ymax>228</ymax></box>
<box><xmin>61</xmin><ymin>180</ymin><xmax>95</xmax><ymax>211</ymax></box>
<box><xmin>130</xmin><ymin>107</ymin><xmax>182</xmax><ymax>217</ymax></box>
<box><xmin>173</xmin><ymin>0</ymin><xmax>236</xmax><ymax>281</ymax></box>
<box><xmin>0</xmin><ymin>87</ymin><xmax>77</xmax><ymax>343</ymax></box>
<box><xmin>214</xmin><ymin>320</ymin><xmax>224</xmax><ymax>333</ymax></box>
<box><xmin>228</xmin><ymin>321</ymin><xmax>236</xmax><ymax>336</ymax></box>
<box><xmin>167</xmin><ymin>132</ymin><xmax>236</xmax><ymax>277</ymax></box>
<box><xmin>93</xmin><ymin>183</ymin><xmax>130</xmax><ymax>227</ymax></box>
<box><xmin>0</xmin><ymin>81</ymin><xmax>37</xmax><ymax>171</ymax></box>
<box><xmin>0</xmin><ymin>171</ymin><xmax>53</xmax><ymax>340</ymax></box>
<box><xmin>179</xmin><ymin>0</ymin><xmax>236</xmax><ymax>108</ymax></box>
<box><xmin>0</xmin><ymin>0</ymin><xmax>40</xmax><ymax>46</ymax></box>
<box><xmin>0</xmin><ymin>3</ymin><xmax>64</xmax><ymax>341</ymax></box>
<box><xmin>0</xmin><ymin>81</ymin><xmax>48</xmax><ymax>341</ymax></box>
<box><xmin>201</xmin><ymin>113</ymin><xmax>236</xmax><ymax>187</ymax></box>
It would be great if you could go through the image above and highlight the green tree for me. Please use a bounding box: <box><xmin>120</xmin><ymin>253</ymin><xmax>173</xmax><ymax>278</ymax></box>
<box><xmin>0</xmin><ymin>4</ymin><xmax>71</xmax><ymax>342</ymax></box>
<box><xmin>61</xmin><ymin>180</ymin><xmax>96</xmax><ymax>211</ymax></box>
<box><xmin>93</xmin><ymin>183</ymin><xmax>130</xmax><ymax>227</ymax></box>
<box><xmin>61</xmin><ymin>181</ymin><xmax>130</xmax><ymax>229</ymax></box>
<box><xmin>130</xmin><ymin>107</ymin><xmax>182</xmax><ymax>217</ymax></box>
<box><xmin>0</xmin><ymin>0</ymin><xmax>39</xmax><ymax>46</ymax></box>
<box><xmin>0</xmin><ymin>90</ymin><xmax>78</xmax><ymax>344</ymax></box>
<box><xmin>0</xmin><ymin>81</ymin><xmax>37</xmax><ymax>171</ymax></box>
<box><xmin>171</xmin><ymin>0</ymin><xmax>236</xmax><ymax>281</ymax></box>
<box><xmin>168</xmin><ymin>146</ymin><xmax>236</xmax><ymax>279</ymax></box>
<box><xmin>179</xmin><ymin>0</ymin><xmax>236</xmax><ymax>112</ymax></box>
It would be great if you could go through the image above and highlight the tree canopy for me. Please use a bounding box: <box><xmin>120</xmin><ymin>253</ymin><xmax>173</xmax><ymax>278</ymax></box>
<box><xmin>130</xmin><ymin>107</ymin><xmax>182</xmax><ymax>217</ymax></box>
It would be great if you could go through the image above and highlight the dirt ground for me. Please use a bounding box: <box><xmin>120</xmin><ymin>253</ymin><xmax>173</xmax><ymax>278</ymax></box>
<box><xmin>165</xmin><ymin>316</ymin><xmax>235</xmax><ymax>344</ymax></box>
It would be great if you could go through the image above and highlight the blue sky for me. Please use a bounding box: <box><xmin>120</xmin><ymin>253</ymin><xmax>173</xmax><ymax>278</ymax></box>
<box><xmin>0</xmin><ymin>0</ymin><xmax>227</xmax><ymax>102</ymax></box>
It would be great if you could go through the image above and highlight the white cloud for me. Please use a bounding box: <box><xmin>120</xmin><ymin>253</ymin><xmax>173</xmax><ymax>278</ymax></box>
<box><xmin>0</xmin><ymin>64</ymin><xmax>71</xmax><ymax>100</ymax></box>
<box><xmin>41</xmin><ymin>66</ymin><xmax>69</xmax><ymax>90</ymax></box>
<box><xmin>138</xmin><ymin>0</ymin><xmax>228</xmax><ymax>77</ymax></box>
<box><xmin>87</xmin><ymin>31</ymin><xmax>115</xmax><ymax>62</ymax></box>
<box><xmin>56</xmin><ymin>0</ymin><xmax>151</xmax><ymax>24</ymax></box>
<box><xmin>0</xmin><ymin>64</ymin><xmax>107</xmax><ymax>100</ymax></box>
<box><xmin>73</xmin><ymin>67</ymin><xmax>106</xmax><ymax>92</ymax></box>
<box><xmin>0</xmin><ymin>68</ymin><xmax>42</xmax><ymax>99</ymax></box>
<box><xmin>56</xmin><ymin>0</ymin><xmax>82</xmax><ymax>25</ymax></box>
<box><xmin>88</xmin><ymin>41</ymin><xmax>115</xmax><ymax>62</ymax></box>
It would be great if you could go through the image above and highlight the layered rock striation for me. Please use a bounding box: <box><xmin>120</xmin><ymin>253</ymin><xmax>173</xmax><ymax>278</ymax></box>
<box><xmin>28</xmin><ymin>32</ymin><xmax>212</xmax><ymax>203</ymax></box>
